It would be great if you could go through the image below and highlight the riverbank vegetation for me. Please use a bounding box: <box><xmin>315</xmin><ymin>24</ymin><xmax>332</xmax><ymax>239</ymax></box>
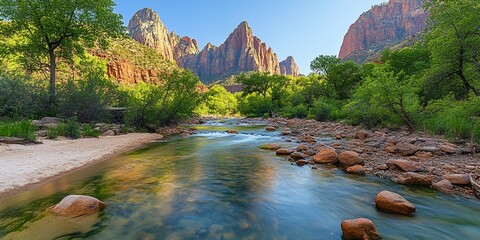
<box><xmin>0</xmin><ymin>0</ymin><xmax>478</xmax><ymax>145</ymax></box>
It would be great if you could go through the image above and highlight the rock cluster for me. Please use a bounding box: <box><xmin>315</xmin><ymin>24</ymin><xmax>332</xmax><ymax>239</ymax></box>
<box><xmin>254</xmin><ymin>117</ymin><xmax>480</xmax><ymax>198</ymax></box>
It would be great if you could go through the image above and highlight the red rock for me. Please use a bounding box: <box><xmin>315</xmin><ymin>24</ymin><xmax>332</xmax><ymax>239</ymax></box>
<box><xmin>276</xmin><ymin>148</ymin><xmax>294</xmax><ymax>155</ymax></box>
<box><xmin>433</xmin><ymin>180</ymin><xmax>453</xmax><ymax>193</ymax></box>
<box><xmin>375</xmin><ymin>190</ymin><xmax>416</xmax><ymax>215</ymax></box>
<box><xmin>440</xmin><ymin>145</ymin><xmax>458</xmax><ymax>154</ymax></box>
<box><xmin>341</xmin><ymin>218</ymin><xmax>381</xmax><ymax>240</ymax></box>
<box><xmin>50</xmin><ymin>195</ymin><xmax>107</xmax><ymax>217</ymax></box>
<box><xmin>313</xmin><ymin>148</ymin><xmax>339</xmax><ymax>164</ymax></box>
<box><xmin>396</xmin><ymin>142</ymin><xmax>419</xmax><ymax>156</ymax></box>
<box><xmin>396</xmin><ymin>172</ymin><xmax>432</xmax><ymax>186</ymax></box>
<box><xmin>354</xmin><ymin>131</ymin><xmax>369</xmax><ymax>140</ymax></box>
<box><xmin>346</xmin><ymin>165</ymin><xmax>366</xmax><ymax>175</ymax></box>
<box><xmin>260</xmin><ymin>143</ymin><xmax>281</xmax><ymax>150</ymax></box>
<box><xmin>338</xmin><ymin>151</ymin><xmax>364</xmax><ymax>167</ymax></box>
<box><xmin>290</xmin><ymin>152</ymin><xmax>308</xmax><ymax>160</ymax></box>
<box><xmin>339</xmin><ymin>0</ymin><xmax>427</xmax><ymax>63</ymax></box>
<box><xmin>442</xmin><ymin>174</ymin><xmax>470</xmax><ymax>185</ymax></box>
<box><xmin>386</xmin><ymin>159</ymin><xmax>424</xmax><ymax>172</ymax></box>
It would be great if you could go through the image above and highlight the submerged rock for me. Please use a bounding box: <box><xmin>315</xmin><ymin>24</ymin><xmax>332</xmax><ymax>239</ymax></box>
<box><xmin>50</xmin><ymin>195</ymin><xmax>107</xmax><ymax>217</ymax></box>
<box><xmin>341</xmin><ymin>218</ymin><xmax>381</xmax><ymax>240</ymax></box>
<box><xmin>375</xmin><ymin>190</ymin><xmax>416</xmax><ymax>215</ymax></box>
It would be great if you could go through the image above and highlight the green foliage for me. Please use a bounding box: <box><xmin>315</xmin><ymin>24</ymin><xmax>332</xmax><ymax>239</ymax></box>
<box><xmin>422</xmin><ymin>96</ymin><xmax>480</xmax><ymax>142</ymax></box>
<box><xmin>46</xmin><ymin>123</ymin><xmax>66</xmax><ymax>139</ymax></box>
<box><xmin>197</xmin><ymin>84</ymin><xmax>238</xmax><ymax>116</ymax></box>
<box><xmin>0</xmin><ymin>120</ymin><xmax>37</xmax><ymax>141</ymax></box>
<box><xmin>425</xmin><ymin>0</ymin><xmax>480</xmax><ymax>98</ymax></box>
<box><xmin>82</xmin><ymin>125</ymin><xmax>101</xmax><ymax>138</ymax></box>
<box><xmin>0</xmin><ymin>0</ymin><xmax>124</xmax><ymax>95</ymax></box>
<box><xmin>121</xmin><ymin>70</ymin><xmax>201</xmax><ymax>131</ymax></box>
<box><xmin>57</xmin><ymin>76</ymin><xmax>117</xmax><ymax>123</ymax></box>
<box><xmin>344</xmin><ymin>65</ymin><xmax>419</xmax><ymax>130</ymax></box>
<box><xmin>310</xmin><ymin>55</ymin><xmax>340</xmax><ymax>75</ymax></box>
<box><xmin>0</xmin><ymin>75</ymin><xmax>50</xmax><ymax>120</ymax></box>
<box><xmin>64</xmin><ymin>119</ymin><xmax>81</xmax><ymax>139</ymax></box>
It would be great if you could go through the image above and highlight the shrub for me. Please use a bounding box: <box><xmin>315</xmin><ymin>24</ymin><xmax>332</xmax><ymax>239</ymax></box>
<box><xmin>64</xmin><ymin>119</ymin><xmax>81</xmax><ymax>139</ymax></box>
<box><xmin>57</xmin><ymin>77</ymin><xmax>118</xmax><ymax>123</ymax></box>
<box><xmin>0</xmin><ymin>75</ymin><xmax>49</xmax><ymax>120</ymax></box>
<box><xmin>0</xmin><ymin>120</ymin><xmax>37</xmax><ymax>141</ymax></box>
<box><xmin>82</xmin><ymin>125</ymin><xmax>101</xmax><ymax>138</ymax></box>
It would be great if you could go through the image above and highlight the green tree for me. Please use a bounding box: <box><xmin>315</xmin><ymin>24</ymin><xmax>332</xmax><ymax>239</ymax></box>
<box><xmin>425</xmin><ymin>0</ymin><xmax>480</xmax><ymax>97</ymax></box>
<box><xmin>310</xmin><ymin>55</ymin><xmax>340</xmax><ymax>75</ymax></box>
<box><xmin>0</xmin><ymin>0</ymin><xmax>124</xmax><ymax>97</ymax></box>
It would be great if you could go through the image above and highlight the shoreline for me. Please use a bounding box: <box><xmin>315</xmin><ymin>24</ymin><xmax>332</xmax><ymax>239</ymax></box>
<box><xmin>241</xmin><ymin>117</ymin><xmax>480</xmax><ymax>198</ymax></box>
<box><xmin>0</xmin><ymin>133</ymin><xmax>162</xmax><ymax>200</ymax></box>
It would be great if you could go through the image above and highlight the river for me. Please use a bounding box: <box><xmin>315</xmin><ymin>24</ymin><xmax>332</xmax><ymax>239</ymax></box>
<box><xmin>1</xmin><ymin>120</ymin><xmax>479</xmax><ymax>239</ymax></box>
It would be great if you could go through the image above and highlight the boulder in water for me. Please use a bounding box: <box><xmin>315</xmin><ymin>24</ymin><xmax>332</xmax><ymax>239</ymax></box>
<box><xmin>341</xmin><ymin>218</ymin><xmax>381</xmax><ymax>240</ymax></box>
<box><xmin>375</xmin><ymin>190</ymin><xmax>416</xmax><ymax>215</ymax></box>
<box><xmin>50</xmin><ymin>195</ymin><xmax>107</xmax><ymax>217</ymax></box>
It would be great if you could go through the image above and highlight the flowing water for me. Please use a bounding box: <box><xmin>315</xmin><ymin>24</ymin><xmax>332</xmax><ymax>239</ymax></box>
<box><xmin>0</xmin><ymin>120</ymin><xmax>479</xmax><ymax>239</ymax></box>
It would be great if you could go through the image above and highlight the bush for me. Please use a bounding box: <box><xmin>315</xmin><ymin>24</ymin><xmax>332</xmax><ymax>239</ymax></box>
<box><xmin>120</xmin><ymin>70</ymin><xmax>201</xmax><ymax>131</ymax></box>
<box><xmin>423</xmin><ymin>96</ymin><xmax>480</xmax><ymax>142</ymax></box>
<box><xmin>57</xmin><ymin>77</ymin><xmax>118</xmax><ymax>123</ymax></box>
<box><xmin>64</xmin><ymin>119</ymin><xmax>81</xmax><ymax>139</ymax></box>
<box><xmin>0</xmin><ymin>120</ymin><xmax>37</xmax><ymax>141</ymax></box>
<box><xmin>82</xmin><ymin>125</ymin><xmax>101</xmax><ymax>138</ymax></box>
<box><xmin>0</xmin><ymin>75</ymin><xmax>49</xmax><ymax>120</ymax></box>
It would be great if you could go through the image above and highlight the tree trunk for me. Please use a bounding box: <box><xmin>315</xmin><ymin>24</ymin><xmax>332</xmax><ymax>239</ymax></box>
<box><xmin>49</xmin><ymin>49</ymin><xmax>56</xmax><ymax>97</ymax></box>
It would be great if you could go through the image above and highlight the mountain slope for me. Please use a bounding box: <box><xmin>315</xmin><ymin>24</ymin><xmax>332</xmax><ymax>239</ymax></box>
<box><xmin>339</xmin><ymin>0</ymin><xmax>427</xmax><ymax>63</ymax></box>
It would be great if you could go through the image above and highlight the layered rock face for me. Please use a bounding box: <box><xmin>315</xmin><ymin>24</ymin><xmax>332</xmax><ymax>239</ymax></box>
<box><xmin>339</xmin><ymin>0</ymin><xmax>427</xmax><ymax>63</ymax></box>
<box><xmin>279</xmin><ymin>56</ymin><xmax>300</xmax><ymax>77</ymax></box>
<box><xmin>178</xmin><ymin>22</ymin><xmax>283</xmax><ymax>83</ymax></box>
<box><xmin>128</xmin><ymin>9</ymin><xmax>299</xmax><ymax>83</ymax></box>
<box><xmin>128</xmin><ymin>8</ymin><xmax>199</xmax><ymax>62</ymax></box>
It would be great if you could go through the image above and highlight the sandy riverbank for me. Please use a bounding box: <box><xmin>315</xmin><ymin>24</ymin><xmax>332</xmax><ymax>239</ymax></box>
<box><xmin>0</xmin><ymin>133</ymin><xmax>162</xmax><ymax>199</ymax></box>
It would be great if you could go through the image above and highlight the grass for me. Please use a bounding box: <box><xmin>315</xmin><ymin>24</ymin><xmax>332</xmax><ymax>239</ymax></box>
<box><xmin>82</xmin><ymin>125</ymin><xmax>101</xmax><ymax>138</ymax></box>
<box><xmin>0</xmin><ymin>120</ymin><xmax>37</xmax><ymax>141</ymax></box>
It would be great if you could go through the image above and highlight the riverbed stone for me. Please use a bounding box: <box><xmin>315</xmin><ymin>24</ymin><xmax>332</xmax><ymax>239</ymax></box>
<box><xmin>375</xmin><ymin>190</ymin><xmax>416</xmax><ymax>215</ymax></box>
<box><xmin>386</xmin><ymin>159</ymin><xmax>425</xmax><ymax>172</ymax></box>
<box><xmin>50</xmin><ymin>195</ymin><xmax>107</xmax><ymax>217</ymax></box>
<box><xmin>338</xmin><ymin>151</ymin><xmax>364</xmax><ymax>167</ymax></box>
<box><xmin>433</xmin><ymin>180</ymin><xmax>454</xmax><ymax>193</ymax></box>
<box><xmin>396</xmin><ymin>142</ymin><xmax>419</xmax><ymax>156</ymax></box>
<box><xmin>341</xmin><ymin>218</ymin><xmax>381</xmax><ymax>240</ymax></box>
<box><xmin>442</xmin><ymin>174</ymin><xmax>470</xmax><ymax>185</ymax></box>
<box><xmin>260</xmin><ymin>143</ymin><xmax>281</xmax><ymax>150</ymax></box>
<box><xmin>313</xmin><ymin>148</ymin><xmax>338</xmax><ymax>164</ymax></box>
<box><xmin>290</xmin><ymin>152</ymin><xmax>308</xmax><ymax>160</ymax></box>
<box><xmin>276</xmin><ymin>148</ymin><xmax>294</xmax><ymax>155</ymax></box>
<box><xmin>346</xmin><ymin>165</ymin><xmax>366</xmax><ymax>175</ymax></box>
<box><xmin>395</xmin><ymin>172</ymin><xmax>432</xmax><ymax>186</ymax></box>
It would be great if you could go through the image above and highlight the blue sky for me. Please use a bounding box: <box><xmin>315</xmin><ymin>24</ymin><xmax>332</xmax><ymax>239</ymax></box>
<box><xmin>113</xmin><ymin>0</ymin><xmax>386</xmax><ymax>74</ymax></box>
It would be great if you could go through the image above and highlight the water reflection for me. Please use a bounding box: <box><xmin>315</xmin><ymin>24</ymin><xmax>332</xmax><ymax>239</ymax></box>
<box><xmin>0</xmin><ymin>122</ymin><xmax>479</xmax><ymax>239</ymax></box>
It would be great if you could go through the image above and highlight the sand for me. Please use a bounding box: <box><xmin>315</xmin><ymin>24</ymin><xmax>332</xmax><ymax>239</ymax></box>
<box><xmin>0</xmin><ymin>133</ymin><xmax>162</xmax><ymax>199</ymax></box>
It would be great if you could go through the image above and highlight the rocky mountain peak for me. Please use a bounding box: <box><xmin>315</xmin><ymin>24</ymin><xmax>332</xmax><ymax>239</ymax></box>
<box><xmin>280</xmin><ymin>56</ymin><xmax>300</xmax><ymax>77</ymax></box>
<box><xmin>338</xmin><ymin>0</ymin><xmax>427</xmax><ymax>63</ymax></box>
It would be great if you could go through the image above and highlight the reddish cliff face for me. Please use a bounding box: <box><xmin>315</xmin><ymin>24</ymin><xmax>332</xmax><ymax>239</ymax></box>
<box><xmin>128</xmin><ymin>8</ymin><xmax>199</xmax><ymax>61</ymax></box>
<box><xmin>339</xmin><ymin>0</ymin><xmax>427</xmax><ymax>63</ymax></box>
<box><xmin>280</xmin><ymin>56</ymin><xmax>300</xmax><ymax>77</ymax></box>
<box><xmin>178</xmin><ymin>22</ymin><xmax>283</xmax><ymax>83</ymax></box>
<box><xmin>128</xmin><ymin>9</ymin><xmax>299</xmax><ymax>83</ymax></box>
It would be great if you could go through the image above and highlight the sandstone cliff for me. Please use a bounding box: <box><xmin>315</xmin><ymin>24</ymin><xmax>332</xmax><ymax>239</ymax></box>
<box><xmin>128</xmin><ymin>8</ymin><xmax>199</xmax><ymax>62</ymax></box>
<box><xmin>178</xmin><ymin>22</ymin><xmax>284</xmax><ymax>83</ymax></box>
<box><xmin>280</xmin><ymin>56</ymin><xmax>300</xmax><ymax>77</ymax></box>
<box><xmin>128</xmin><ymin>9</ymin><xmax>299</xmax><ymax>83</ymax></box>
<box><xmin>339</xmin><ymin>0</ymin><xmax>427</xmax><ymax>63</ymax></box>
